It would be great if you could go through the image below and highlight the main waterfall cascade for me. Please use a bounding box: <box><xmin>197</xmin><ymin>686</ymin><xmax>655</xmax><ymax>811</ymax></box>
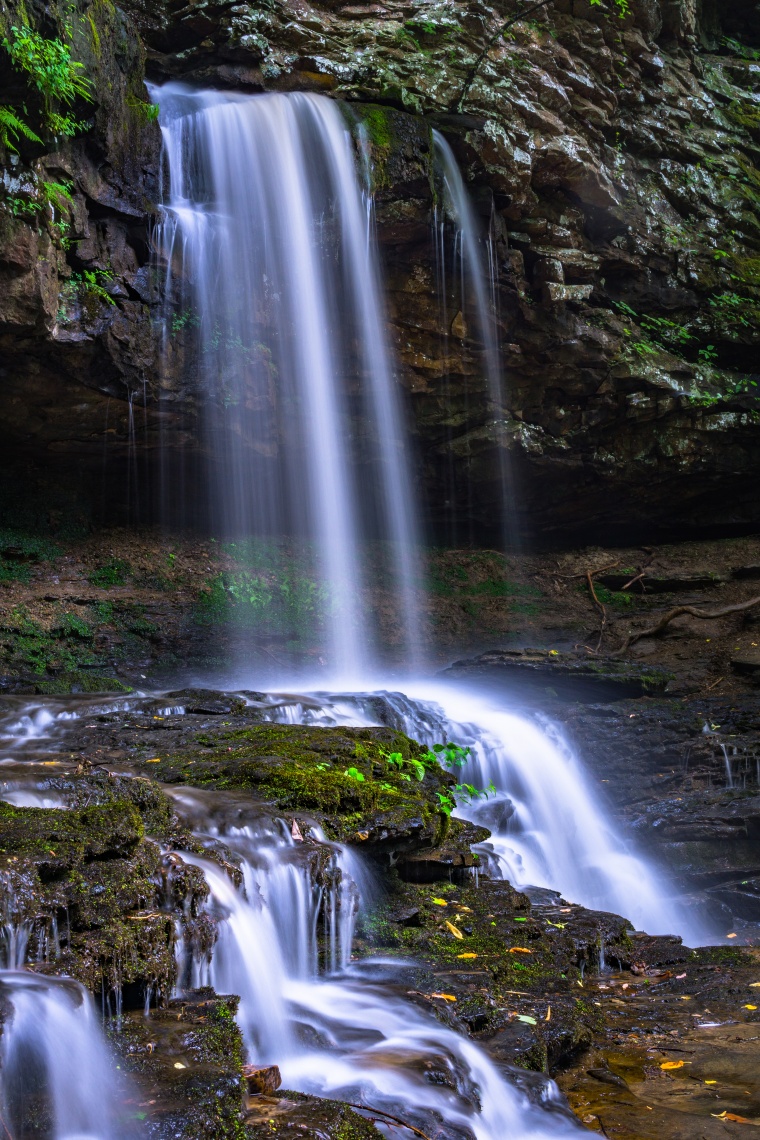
<box><xmin>153</xmin><ymin>85</ymin><xmax>421</xmax><ymax>677</ymax></box>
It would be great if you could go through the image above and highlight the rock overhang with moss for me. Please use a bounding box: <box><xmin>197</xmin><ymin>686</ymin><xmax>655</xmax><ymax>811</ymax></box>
<box><xmin>138</xmin><ymin>722</ymin><xmax>463</xmax><ymax>849</ymax></box>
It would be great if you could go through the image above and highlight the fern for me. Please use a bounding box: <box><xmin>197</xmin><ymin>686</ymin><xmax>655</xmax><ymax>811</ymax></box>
<box><xmin>39</xmin><ymin>180</ymin><xmax>73</xmax><ymax>213</ymax></box>
<box><xmin>2</xmin><ymin>25</ymin><xmax>91</xmax><ymax>132</ymax></box>
<box><xmin>0</xmin><ymin>104</ymin><xmax>42</xmax><ymax>152</ymax></box>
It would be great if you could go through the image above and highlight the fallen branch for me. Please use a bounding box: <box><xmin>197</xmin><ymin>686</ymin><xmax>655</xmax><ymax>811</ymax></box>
<box><xmin>611</xmin><ymin>595</ymin><xmax>760</xmax><ymax>657</ymax></box>
<box><xmin>620</xmin><ymin>570</ymin><xmax>646</xmax><ymax>591</ymax></box>
<box><xmin>344</xmin><ymin>1102</ymin><xmax>432</xmax><ymax>1140</ymax></box>
<box><xmin>586</xmin><ymin>569</ymin><xmax>607</xmax><ymax>653</ymax></box>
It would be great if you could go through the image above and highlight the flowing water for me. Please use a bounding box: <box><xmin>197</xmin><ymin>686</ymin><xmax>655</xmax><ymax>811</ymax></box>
<box><xmin>0</xmin><ymin>971</ymin><xmax>132</xmax><ymax>1139</ymax></box>
<box><xmin>0</xmin><ymin>680</ymin><xmax>715</xmax><ymax>1138</ymax></box>
<box><xmin>153</xmin><ymin>84</ymin><xmax>421</xmax><ymax>677</ymax></box>
<box><xmin>166</xmin><ymin>786</ymin><xmax>583</xmax><ymax>1140</ymax></box>
<box><xmin>432</xmin><ymin>131</ymin><xmax>516</xmax><ymax>548</ymax></box>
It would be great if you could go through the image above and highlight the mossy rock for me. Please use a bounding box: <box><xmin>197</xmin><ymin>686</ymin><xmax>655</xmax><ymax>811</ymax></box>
<box><xmin>0</xmin><ymin>779</ymin><xmax>204</xmax><ymax>999</ymax></box>
<box><xmin>141</xmin><ymin>724</ymin><xmax>454</xmax><ymax>847</ymax></box>
<box><xmin>342</xmin><ymin>102</ymin><xmax>433</xmax><ymax>198</ymax></box>
<box><xmin>0</xmin><ymin>799</ymin><xmax>143</xmax><ymax>868</ymax></box>
<box><xmin>357</xmin><ymin>876</ymin><xmax>629</xmax><ymax>1071</ymax></box>
<box><xmin>115</xmin><ymin>992</ymin><xmax>247</xmax><ymax>1140</ymax></box>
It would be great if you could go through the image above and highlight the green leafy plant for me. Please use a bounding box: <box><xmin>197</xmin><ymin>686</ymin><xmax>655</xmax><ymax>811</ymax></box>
<box><xmin>589</xmin><ymin>0</ymin><xmax>630</xmax><ymax>17</ymax></box>
<box><xmin>126</xmin><ymin>94</ymin><xmax>160</xmax><ymax>124</ymax></box>
<box><xmin>59</xmin><ymin>268</ymin><xmax>115</xmax><ymax>319</ymax></box>
<box><xmin>0</xmin><ymin>104</ymin><xmax>41</xmax><ymax>152</ymax></box>
<box><xmin>88</xmin><ymin>558</ymin><xmax>130</xmax><ymax>588</ymax></box>
<box><xmin>422</xmin><ymin>742</ymin><xmax>472</xmax><ymax>769</ymax></box>
<box><xmin>383</xmin><ymin>750</ymin><xmax>427</xmax><ymax>781</ymax></box>
<box><xmin>343</xmin><ymin>767</ymin><xmax>366</xmax><ymax>782</ymax></box>
<box><xmin>2</xmin><ymin>24</ymin><xmax>91</xmax><ymax>129</ymax></box>
<box><xmin>437</xmin><ymin>781</ymin><xmax>497</xmax><ymax>817</ymax></box>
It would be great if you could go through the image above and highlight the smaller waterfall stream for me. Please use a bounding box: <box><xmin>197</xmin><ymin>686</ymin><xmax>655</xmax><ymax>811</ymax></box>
<box><xmin>0</xmin><ymin>972</ymin><xmax>132</xmax><ymax>1139</ymax></box>
<box><xmin>262</xmin><ymin>684</ymin><xmax>712</xmax><ymax>945</ymax></box>
<box><xmin>171</xmin><ymin>790</ymin><xmax>582</xmax><ymax>1140</ymax></box>
<box><xmin>433</xmin><ymin>132</ymin><xmax>516</xmax><ymax>547</ymax></box>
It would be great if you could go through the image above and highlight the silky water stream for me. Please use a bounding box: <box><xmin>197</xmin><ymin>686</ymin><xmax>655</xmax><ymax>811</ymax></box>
<box><xmin>0</xmin><ymin>684</ymin><xmax>709</xmax><ymax>1139</ymax></box>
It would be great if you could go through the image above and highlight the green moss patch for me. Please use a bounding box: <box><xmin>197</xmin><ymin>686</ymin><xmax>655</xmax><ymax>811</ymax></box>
<box><xmin>139</xmin><ymin>724</ymin><xmax>453</xmax><ymax>844</ymax></box>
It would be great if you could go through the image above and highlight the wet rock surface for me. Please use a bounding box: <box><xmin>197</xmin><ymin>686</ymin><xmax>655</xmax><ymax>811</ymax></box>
<box><xmin>443</xmin><ymin>648</ymin><xmax>672</xmax><ymax>701</ymax></box>
<box><xmin>1</xmin><ymin>1</ymin><xmax>760</xmax><ymax>538</ymax></box>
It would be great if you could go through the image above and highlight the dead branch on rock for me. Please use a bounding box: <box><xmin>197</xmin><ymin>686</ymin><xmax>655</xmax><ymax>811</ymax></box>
<box><xmin>620</xmin><ymin>570</ymin><xmax>646</xmax><ymax>591</ymax></box>
<box><xmin>344</xmin><ymin>1103</ymin><xmax>432</xmax><ymax>1140</ymax></box>
<box><xmin>586</xmin><ymin>569</ymin><xmax>607</xmax><ymax>652</ymax></box>
<box><xmin>611</xmin><ymin>595</ymin><xmax>760</xmax><ymax>657</ymax></box>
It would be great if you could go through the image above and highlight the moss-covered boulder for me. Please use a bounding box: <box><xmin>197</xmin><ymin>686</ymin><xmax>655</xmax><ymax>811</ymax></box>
<box><xmin>357</xmin><ymin>875</ymin><xmax>631</xmax><ymax>1072</ymax></box>
<box><xmin>0</xmin><ymin>776</ymin><xmax>207</xmax><ymax>1001</ymax></box>
<box><xmin>140</xmin><ymin>723</ymin><xmax>458</xmax><ymax>850</ymax></box>
<box><xmin>116</xmin><ymin>991</ymin><xmax>247</xmax><ymax>1140</ymax></box>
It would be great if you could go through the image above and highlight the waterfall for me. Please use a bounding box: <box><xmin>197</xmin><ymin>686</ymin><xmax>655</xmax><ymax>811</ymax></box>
<box><xmin>433</xmin><ymin>131</ymin><xmax>517</xmax><ymax>548</ymax></box>
<box><xmin>0</xmin><ymin>971</ymin><xmax>132</xmax><ymax>1139</ymax></box>
<box><xmin>173</xmin><ymin>795</ymin><xmax>582</xmax><ymax>1140</ymax></box>
<box><xmin>153</xmin><ymin>86</ymin><xmax>422</xmax><ymax>678</ymax></box>
<box><xmin>261</xmin><ymin>685</ymin><xmax>712</xmax><ymax>946</ymax></box>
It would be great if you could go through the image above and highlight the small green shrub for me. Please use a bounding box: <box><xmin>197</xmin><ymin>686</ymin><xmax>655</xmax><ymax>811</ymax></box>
<box><xmin>88</xmin><ymin>559</ymin><xmax>130</xmax><ymax>588</ymax></box>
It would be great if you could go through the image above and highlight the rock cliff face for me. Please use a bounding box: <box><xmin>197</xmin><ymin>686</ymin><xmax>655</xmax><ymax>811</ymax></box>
<box><xmin>0</xmin><ymin>0</ymin><xmax>759</xmax><ymax>541</ymax></box>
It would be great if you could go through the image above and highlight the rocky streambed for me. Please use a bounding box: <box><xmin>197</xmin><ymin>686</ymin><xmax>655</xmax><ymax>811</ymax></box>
<box><xmin>0</xmin><ymin>685</ymin><xmax>759</xmax><ymax>1138</ymax></box>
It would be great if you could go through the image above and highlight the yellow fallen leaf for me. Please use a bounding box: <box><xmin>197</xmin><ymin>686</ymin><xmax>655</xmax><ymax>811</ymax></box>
<box><xmin>509</xmin><ymin>947</ymin><xmax>533</xmax><ymax>954</ymax></box>
<box><xmin>705</xmin><ymin>1080</ymin><xmax>717</xmax><ymax>1085</ymax></box>
<box><xmin>457</xmin><ymin>953</ymin><xmax>478</xmax><ymax>959</ymax></box>
<box><xmin>146</xmin><ymin>758</ymin><xmax>161</xmax><ymax>763</ymax></box>
<box><xmin>750</xmin><ymin>983</ymin><xmax>760</xmax><ymax>988</ymax></box>
<box><xmin>431</xmin><ymin>993</ymin><xmax>457</xmax><ymax>1002</ymax></box>
<box><xmin>745</xmin><ymin>1004</ymin><xmax>758</xmax><ymax>1010</ymax></box>
<box><xmin>432</xmin><ymin>899</ymin><xmax>447</xmax><ymax>906</ymax></box>
<box><xmin>173</xmin><ymin>1062</ymin><xmax>186</xmax><ymax>1069</ymax></box>
<box><xmin>545</xmin><ymin>1006</ymin><xmax>551</xmax><ymax>1022</ymax></box>
<box><xmin>727</xmin><ymin>932</ymin><xmax>738</xmax><ymax>939</ymax></box>
<box><xmin>445</xmin><ymin>920</ymin><xmax>463</xmax><ymax>940</ymax></box>
<box><xmin>458</xmin><ymin>906</ymin><xmax>473</xmax><ymax>913</ymax></box>
<box><xmin>660</xmin><ymin>1061</ymin><xmax>687</xmax><ymax>1070</ymax></box>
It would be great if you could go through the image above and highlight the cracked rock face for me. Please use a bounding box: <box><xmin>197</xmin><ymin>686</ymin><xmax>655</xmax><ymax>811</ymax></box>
<box><xmin>1</xmin><ymin>0</ymin><xmax>759</xmax><ymax>541</ymax></box>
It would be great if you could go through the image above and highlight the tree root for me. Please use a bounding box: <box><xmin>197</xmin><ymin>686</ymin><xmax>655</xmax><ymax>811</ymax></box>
<box><xmin>611</xmin><ymin>596</ymin><xmax>760</xmax><ymax>657</ymax></box>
